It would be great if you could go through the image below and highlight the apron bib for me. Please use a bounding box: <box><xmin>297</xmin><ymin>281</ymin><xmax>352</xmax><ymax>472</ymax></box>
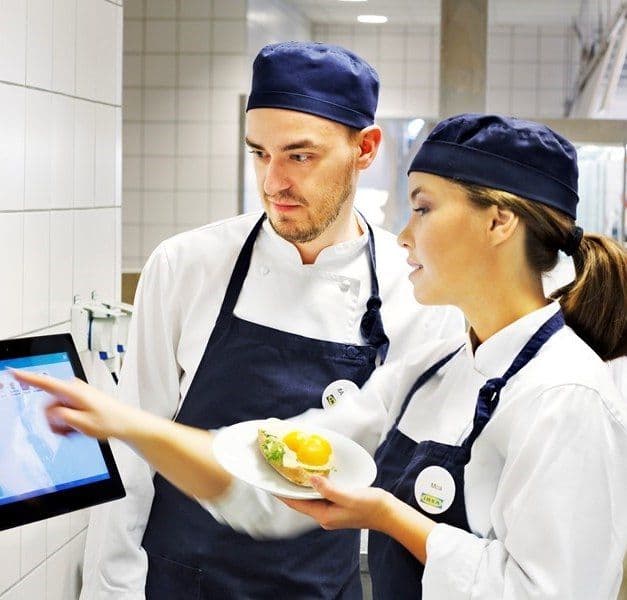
<box><xmin>142</xmin><ymin>214</ymin><xmax>389</xmax><ymax>599</ymax></box>
<box><xmin>369</xmin><ymin>310</ymin><xmax>564</xmax><ymax>599</ymax></box>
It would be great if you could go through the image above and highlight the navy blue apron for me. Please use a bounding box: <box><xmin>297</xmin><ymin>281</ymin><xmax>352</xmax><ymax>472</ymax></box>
<box><xmin>142</xmin><ymin>214</ymin><xmax>389</xmax><ymax>599</ymax></box>
<box><xmin>368</xmin><ymin>310</ymin><xmax>565</xmax><ymax>599</ymax></box>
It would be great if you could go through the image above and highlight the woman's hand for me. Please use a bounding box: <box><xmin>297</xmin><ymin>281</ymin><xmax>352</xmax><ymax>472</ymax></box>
<box><xmin>280</xmin><ymin>475</ymin><xmax>436</xmax><ymax>564</ymax></box>
<box><xmin>278</xmin><ymin>475</ymin><xmax>394</xmax><ymax>532</ymax></box>
<box><xmin>10</xmin><ymin>369</ymin><xmax>141</xmax><ymax>441</ymax></box>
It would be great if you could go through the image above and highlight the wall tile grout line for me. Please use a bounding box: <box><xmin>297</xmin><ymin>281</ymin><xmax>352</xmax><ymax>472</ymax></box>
<box><xmin>0</xmin><ymin>206</ymin><xmax>120</xmax><ymax>214</ymax></box>
<box><xmin>0</xmin><ymin>78</ymin><xmax>122</xmax><ymax>109</ymax></box>
<box><xmin>9</xmin><ymin>319</ymin><xmax>71</xmax><ymax>338</ymax></box>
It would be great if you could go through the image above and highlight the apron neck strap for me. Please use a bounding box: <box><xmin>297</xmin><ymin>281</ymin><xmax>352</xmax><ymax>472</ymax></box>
<box><xmin>219</xmin><ymin>214</ymin><xmax>266</xmax><ymax>317</ymax></box>
<box><xmin>388</xmin><ymin>344</ymin><xmax>465</xmax><ymax>435</ymax></box>
<box><xmin>461</xmin><ymin>309</ymin><xmax>565</xmax><ymax>452</ymax></box>
<box><xmin>358</xmin><ymin>215</ymin><xmax>390</xmax><ymax>363</ymax></box>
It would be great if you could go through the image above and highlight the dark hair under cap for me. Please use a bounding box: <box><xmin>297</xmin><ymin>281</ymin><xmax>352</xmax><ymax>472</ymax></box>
<box><xmin>408</xmin><ymin>114</ymin><xmax>579</xmax><ymax>219</ymax></box>
<box><xmin>246</xmin><ymin>41</ymin><xmax>379</xmax><ymax>130</ymax></box>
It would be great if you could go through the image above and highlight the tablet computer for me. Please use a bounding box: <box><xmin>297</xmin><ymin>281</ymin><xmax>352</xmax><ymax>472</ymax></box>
<box><xmin>0</xmin><ymin>333</ymin><xmax>125</xmax><ymax>531</ymax></box>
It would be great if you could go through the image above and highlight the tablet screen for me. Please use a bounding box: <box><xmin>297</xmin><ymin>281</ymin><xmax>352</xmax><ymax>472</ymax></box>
<box><xmin>0</xmin><ymin>335</ymin><xmax>125</xmax><ymax>530</ymax></box>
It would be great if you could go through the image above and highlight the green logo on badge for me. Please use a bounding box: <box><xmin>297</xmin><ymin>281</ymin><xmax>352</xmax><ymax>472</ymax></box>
<box><xmin>325</xmin><ymin>394</ymin><xmax>337</xmax><ymax>406</ymax></box>
<box><xmin>420</xmin><ymin>493</ymin><xmax>443</xmax><ymax>509</ymax></box>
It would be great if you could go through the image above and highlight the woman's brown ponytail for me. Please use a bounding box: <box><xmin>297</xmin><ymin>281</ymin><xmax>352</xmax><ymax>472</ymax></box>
<box><xmin>551</xmin><ymin>233</ymin><xmax>627</xmax><ymax>360</ymax></box>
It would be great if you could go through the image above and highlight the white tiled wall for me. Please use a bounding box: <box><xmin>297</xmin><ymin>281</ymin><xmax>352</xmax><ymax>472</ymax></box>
<box><xmin>0</xmin><ymin>0</ymin><xmax>123</xmax><ymax>597</ymax></box>
<box><xmin>123</xmin><ymin>0</ymin><xmax>310</xmax><ymax>271</ymax></box>
<box><xmin>313</xmin><ymin>23</ymin><xmax>440</xmax><ymax>118</ymax></box>
<box><xmin>123</xmin><ymin>0</ymin><xmax>249</xmax><ymax>271</ymax></box>
<box><xmin>313</xmin><ymin>22</ymin><xmax>579</xmax><ymax>119</ymax></box>
<box><xmin>248</xmin><ymin>0</ymin><xmax>310</xmax><ymax>56</ymax></box>
<box><xmin>486</xmin><ymin>24</ymin><xmax>579</xmax><ymax>119</ymax></box>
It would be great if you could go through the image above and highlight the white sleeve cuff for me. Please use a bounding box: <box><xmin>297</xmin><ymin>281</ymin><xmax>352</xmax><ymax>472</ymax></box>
<box><xmin>197</xmin><ymin>477</ymin><xmax>319</xmax><ymax>540</ymax></box>
<box><xmin>422</xmin><ymin>523</ymin><xmax>487</xmax><ymax>600</ymax></box>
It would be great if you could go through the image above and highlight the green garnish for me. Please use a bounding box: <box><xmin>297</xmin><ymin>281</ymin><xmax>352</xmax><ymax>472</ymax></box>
<box><xmin>261</xmin><ymin>431</ymin><xmax>285</xmax><ymax>464</ymax></box>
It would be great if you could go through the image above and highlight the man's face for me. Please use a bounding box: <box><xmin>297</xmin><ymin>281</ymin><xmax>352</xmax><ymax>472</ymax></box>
<box><xmin>245</xmin><ymin>108</ymin><xmax>358</xmax><ymax>243</ymax></box>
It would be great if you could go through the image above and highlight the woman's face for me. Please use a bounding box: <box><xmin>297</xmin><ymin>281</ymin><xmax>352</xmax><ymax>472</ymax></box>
<box><xmin>398</xmin><ymin>172</ymin><xmax>492</xmax><ymax>307</ymax></box>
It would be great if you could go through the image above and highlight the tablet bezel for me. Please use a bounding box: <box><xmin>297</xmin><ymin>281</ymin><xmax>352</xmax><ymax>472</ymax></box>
<box><xmin>0</xmin><ymin>333</ymin><xmax>126</xmax><ymax>531</ymax></box>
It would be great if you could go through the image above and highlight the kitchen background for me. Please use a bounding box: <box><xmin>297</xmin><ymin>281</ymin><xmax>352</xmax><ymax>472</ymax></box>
<box><xmin>0</xmin><ymin>0</ymin><xmax>625</xmax><ymax>598</ymax></box>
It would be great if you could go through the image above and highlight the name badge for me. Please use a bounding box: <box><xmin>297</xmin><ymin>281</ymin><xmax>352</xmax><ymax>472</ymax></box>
<box><xmin>321</xmin><ymin>379</ymin><xmax>359</xmax><ymax>409</ymax></box>
<box><xmin>414</xmin><ymin>466</ymin><xmax>456</xmax><ymax>515</ymax></box>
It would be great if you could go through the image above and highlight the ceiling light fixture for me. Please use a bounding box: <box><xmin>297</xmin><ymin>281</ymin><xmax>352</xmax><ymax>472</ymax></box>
<box><xmin>357</xmin><ymin>15</ymin><xmax>388</xmax><ymax>24</ymax></box>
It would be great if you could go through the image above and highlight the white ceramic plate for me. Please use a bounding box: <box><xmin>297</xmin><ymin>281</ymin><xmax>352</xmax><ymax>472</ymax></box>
<box><xmin>213</xmin><ymin>419</ymin><xmax>377</xmax><ymax>500</ymax></box>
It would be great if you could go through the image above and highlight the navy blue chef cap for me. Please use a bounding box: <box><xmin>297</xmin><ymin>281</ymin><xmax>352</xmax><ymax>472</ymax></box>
<box><xmin>408</xmin><ymin>114</ymin><xmax>579</xmax><ymax>219</ymax></box>
<box><xmin>246</xmin><ymin>41</ymin><xmax>379</xmax><ymax>130</ymax></box>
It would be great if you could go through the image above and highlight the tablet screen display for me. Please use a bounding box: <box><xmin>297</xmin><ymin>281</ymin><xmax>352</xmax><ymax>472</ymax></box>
<box><xmin>0</xmin><ymin>335</ymin><xmax>125</xmax><ymax>530</ymax></box>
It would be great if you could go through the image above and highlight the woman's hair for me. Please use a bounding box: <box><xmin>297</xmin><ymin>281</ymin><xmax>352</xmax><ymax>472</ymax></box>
<box><xmin>459</xmin><ymin>182</ymin><xmax>627</xmax><ymax>361</ymax></box>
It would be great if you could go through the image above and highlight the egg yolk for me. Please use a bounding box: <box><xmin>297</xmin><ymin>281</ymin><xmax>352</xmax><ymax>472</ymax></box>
<box><xmin>296</xmin><ymin>435</ymin><xmax>332</xmax><ymax>466</ymax></box>
<box><xmin>283</xmin><ymin>430</ymin><xmax>307</xmax><ymax>452</ymax></box>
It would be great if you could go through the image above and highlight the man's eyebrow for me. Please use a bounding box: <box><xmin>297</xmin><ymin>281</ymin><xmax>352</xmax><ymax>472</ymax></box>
<box><xmin>244</xmin><ymin>137</ymin><xmax>323</xmax><ymax>152</ymax></box>
<box><xmin>244</xmin><ymin>137</ymin><xmax>263</xmax><ymax>150</ymax></box>
<box><xmin>280</xmin><ymin>140</ymin><xmax>322</xmax><ymax>152</ymax></box>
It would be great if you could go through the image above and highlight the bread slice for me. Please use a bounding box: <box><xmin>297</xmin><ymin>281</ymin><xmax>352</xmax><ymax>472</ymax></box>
<box><xmin>257</xmin><ymin>429</ymin><xmax>331</xmax><ymax>487</ymax></box>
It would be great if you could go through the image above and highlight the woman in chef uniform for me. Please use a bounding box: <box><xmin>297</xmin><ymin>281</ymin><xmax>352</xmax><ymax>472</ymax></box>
<box><xmin>279</xmin><ymin>113</ymin><xmax>627</xmax><ymax>599</ymax></box>
<box><xmin>12</xmin><ymin>114</ymin><xmax>627</xmax><ymax>598</ymax></box>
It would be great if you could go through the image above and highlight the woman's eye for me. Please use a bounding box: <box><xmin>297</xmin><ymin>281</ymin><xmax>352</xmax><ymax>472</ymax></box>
<box><xmin>248</xmin><ymin>150</ymin><xmax>266</xmax><ymax>159</ymax></box>
<box><xmin>412</xmin><ymin>207</ymin><xmax>429</xmax><ymax>215</ymax></box>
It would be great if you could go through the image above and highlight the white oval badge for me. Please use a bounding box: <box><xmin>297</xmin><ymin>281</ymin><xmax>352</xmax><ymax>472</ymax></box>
<box><xmin>321</xmin><ymin>379</ymin><xmax>359</xmax><ymax>409</ymax></box>
<box><xmin>414</xmin><ymin>466</ymin><xmax>456</xmax><ymax>515</ymax></box>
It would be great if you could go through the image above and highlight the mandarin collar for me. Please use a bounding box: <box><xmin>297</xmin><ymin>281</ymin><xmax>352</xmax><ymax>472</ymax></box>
<box><xmin>466</xmin><ymin>302</ymin><xmax>562</xmax><ymax>378</ymax></box>
<box><xmin>260</xmin><ymin>211</ymin><xmax>370</xmax><ymax>267</ymax></box>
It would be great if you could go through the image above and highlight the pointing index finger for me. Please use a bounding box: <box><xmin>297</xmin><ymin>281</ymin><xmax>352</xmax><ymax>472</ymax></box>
<box><xmin>8</xmin><ymin>368</ymin><xmax>82</xmax><ymax>402</ymax></box>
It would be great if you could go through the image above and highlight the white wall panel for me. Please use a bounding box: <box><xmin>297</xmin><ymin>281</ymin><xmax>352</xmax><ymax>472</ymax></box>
<box><xmin>51</xmin><ymin>94</ymin><xmax>75</xmax><ymax>209</ymax></box>
<box><xmin>46</xmin><ymin>514</ymin><xmax>71</xmax><ymax>555</ymax></box>
<box><xmin>50</xmin><ymin>211</ymin><xmax>74</xmax><ymax>323</ymax></box>
<box><xmin>3</xmin><ymin>563</ymin><xmax>45</xmax><ymax>600</ymax></box>
<box><xmin>22</xmin><ymin>211</ymin><xmax>50</xmax><ymax>331</ymax></box>
<box><xmin>74</xmin><ymin>208</ymin><xmax>117</xmax><ymax>301</ymax></box>
<box><xmin>96</xmin><ymin>1</ymin><xmax>119</xmax><ymax>104</ymax></box>
<box><xmin>76</xmin><ymin>0</ymin><xmax>98</xmax><ymax>100</ymax></box>
<box><xmin>0</xmin><ymin>85</ymin><xmax>25</xmax><ymax>211</ymax></box>
<box><xmin>0</xmin><ymin>0</ymin><xmax>27</xmax><ymax>84</ymax></box>
<box><xmin>0</xmin><ymin>214</ymin><xmax>23</xmax><ymax>337</ymax></box>
<box><xmin>26</xmin><ymin>0</ymin><xmax>53</xmax><ymax>89</ymax></box>
<box><xmin>74</xmin><ymin>100</ymin><xmax>96</xmax><ymax>208</ymax></box>
<box><xmin>0</xmin><ymin>524</ymin><xmax>20</xmax><ymax>594</ymax></box>
<box><xmin>52</xmin><ymin>0</ymin><xmax>77</xmax><ymax>94</ymax></box>
<box><xmin>95</xmin><ymin>104</ymin><xmax>117</xmax><ymax>206</ymax></box>
<box><xmin>24</xmin><ymin>89</ymin><xmax>52</xmax><ymax>210</ymax></box>
<box><xmin>19</xmin><ymin>521</ymin><xmax>46</xmax><ymax>577</ymax></box>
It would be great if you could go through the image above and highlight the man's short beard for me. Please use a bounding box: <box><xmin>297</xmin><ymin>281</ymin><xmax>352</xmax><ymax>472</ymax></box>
<box><xmin>265</xmin><ymin>163</ymin><xmax>355</xmax><ymax>244</ymax></box>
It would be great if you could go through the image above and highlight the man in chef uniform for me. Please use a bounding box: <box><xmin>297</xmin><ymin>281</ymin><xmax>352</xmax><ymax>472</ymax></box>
<box><xmin>79</xmin><ymin>42</ymin><xmax>463</xmax><ymax>599</ymax></box>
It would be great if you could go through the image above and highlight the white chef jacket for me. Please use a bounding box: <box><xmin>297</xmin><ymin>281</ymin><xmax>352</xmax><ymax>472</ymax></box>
<box><xmin>79</xmin><ymin>211</ymin><xmax>464</xmax><ymax>599</ymax></box>
<box><xmin>371</xmin><ymin>302</ymin><xmax>626</xmax><ymax>599</ymax></box>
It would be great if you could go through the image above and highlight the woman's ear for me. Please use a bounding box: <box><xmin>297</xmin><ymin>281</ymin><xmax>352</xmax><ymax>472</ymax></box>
<box><xmin>487</xmin><ymin>205</ymin><xmax>520</xmax><ymax>247</ymax></box>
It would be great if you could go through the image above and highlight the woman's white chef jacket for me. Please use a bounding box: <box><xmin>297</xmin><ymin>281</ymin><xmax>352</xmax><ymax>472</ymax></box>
<box><xmin>79</xmin><ymin>211</ymin><xmax>464</xmax><ymax>599</ymax></box>
<box><xmin>207</xmin><ymin>302</ymin><xmax>627</xmax><ymax>599</ymax></box>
